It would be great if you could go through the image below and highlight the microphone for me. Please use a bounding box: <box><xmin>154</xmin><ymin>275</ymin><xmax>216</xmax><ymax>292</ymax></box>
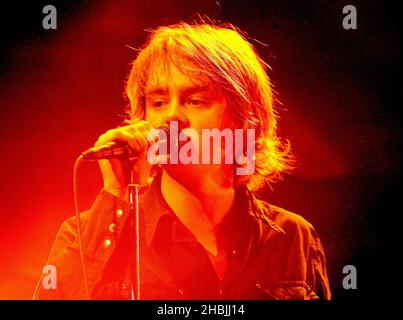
<box><xmin>81</xmin><ymin>126</ymin><xmax>170</xmax><ymax>160</ymax></box>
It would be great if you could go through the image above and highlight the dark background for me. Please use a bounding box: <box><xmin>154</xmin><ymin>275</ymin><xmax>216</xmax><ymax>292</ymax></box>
<box><xmin>0</xmin><ymin>0</ymin><xmax>400</xmax><ymax>300</ymax></box>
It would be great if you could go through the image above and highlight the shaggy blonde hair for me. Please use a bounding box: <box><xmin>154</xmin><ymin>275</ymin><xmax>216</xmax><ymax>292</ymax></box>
<box><xmin>125</xmin><ymin>21</ymin><xmax>294</xmax><ymax>191</ymax></box>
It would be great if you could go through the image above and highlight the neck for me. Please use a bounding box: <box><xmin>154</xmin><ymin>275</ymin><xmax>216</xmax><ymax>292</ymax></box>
<box><xmin>160</xmin><ymin>169</ymin><xmax>234</xmax><ymax>255</ymax></box>
<box><xmin>161</xmin><ymin>169</ymin><xmax>234</xmax><ymax>226</ymax></box>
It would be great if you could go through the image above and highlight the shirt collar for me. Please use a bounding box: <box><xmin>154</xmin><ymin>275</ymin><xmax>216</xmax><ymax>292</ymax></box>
<box><xmin>140</xmin><ymin>172</ymin><xmax>285</xmax><ymax>248</ymax></box>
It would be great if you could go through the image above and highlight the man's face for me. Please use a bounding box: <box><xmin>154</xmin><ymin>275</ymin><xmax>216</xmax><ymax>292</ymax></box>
<box><xmin>144</xmin><ymin>60</ymin><xmax>231</xmax><ymax>132</ymax></box>
<box><xmin>144</xmin><ymin>59</ymin><xmax>235</xmax><ymax>186</ymax></box>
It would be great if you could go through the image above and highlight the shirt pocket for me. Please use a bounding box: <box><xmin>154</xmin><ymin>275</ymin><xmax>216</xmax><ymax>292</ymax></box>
<box><xmin>254</xmin><ymin>280</ymin><xmax>319</xmax><ymax>300</ymax></box>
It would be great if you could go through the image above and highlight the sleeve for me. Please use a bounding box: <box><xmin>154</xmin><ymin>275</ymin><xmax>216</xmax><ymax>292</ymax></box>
<box><xmin>32</xmin><ymin>190</ymin><xmax>131</xmax><ymax>300</ymax></box>
<box><xmin>306</xmin><ymin>228</ymin><xmax>332</xmax><ymax>300</ymax></box>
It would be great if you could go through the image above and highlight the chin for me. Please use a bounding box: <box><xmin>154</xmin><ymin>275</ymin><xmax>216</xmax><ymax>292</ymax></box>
<box><xmin>165</xmin><ymin>164</ymin><xmax>214</xmax><ymax>188</ymax></box>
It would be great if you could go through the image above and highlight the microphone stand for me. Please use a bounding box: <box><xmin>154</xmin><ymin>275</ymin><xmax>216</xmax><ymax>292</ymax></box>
<box><xmin>128</xmin><ymin>157</ymin><xmax>141</xmax><ymax>300</ymax></box>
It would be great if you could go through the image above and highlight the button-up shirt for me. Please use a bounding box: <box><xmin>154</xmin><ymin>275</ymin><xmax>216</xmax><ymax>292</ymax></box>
<box><xmin>34</xmin><ymin>174</ymin><xmax>331</xmax><ymax>300</ymax></box>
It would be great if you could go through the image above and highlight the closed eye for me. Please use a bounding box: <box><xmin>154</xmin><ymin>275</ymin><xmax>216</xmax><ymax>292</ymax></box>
<box><xmin>186</xmin><ymin>98</ymin><xmax>209</xmax><ymax>107</ymax></box>
<box><xmin>151</xmin><ymin>100</ymin><xmax>168</xmax><ymax>108</ymax></box>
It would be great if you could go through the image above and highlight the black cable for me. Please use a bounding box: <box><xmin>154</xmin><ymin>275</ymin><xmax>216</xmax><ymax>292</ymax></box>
<box><xmin>73</xmin><ymin>155</ymin><xmax>90</xmax><ymax>299</ymax></box>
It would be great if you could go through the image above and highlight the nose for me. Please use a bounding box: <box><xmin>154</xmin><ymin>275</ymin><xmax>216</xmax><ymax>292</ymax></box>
<box><xmin>164</xmin><ymin>97</ymin><xmax>189</xmax><ymax>128</ymax></box>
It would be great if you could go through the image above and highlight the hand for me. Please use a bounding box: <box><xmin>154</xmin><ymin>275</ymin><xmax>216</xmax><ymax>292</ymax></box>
<box><xmin>94</xmin><ymin>120</ymin><xmax>155</xmax><ymax>199</ymax></box>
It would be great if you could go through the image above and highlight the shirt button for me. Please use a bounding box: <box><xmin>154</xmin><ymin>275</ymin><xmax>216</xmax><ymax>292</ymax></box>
<box><xmin>232</xmin><ymin>249</ymin><xmax>237</xmax><ymax>256</ymax></box>
<box><xmin>178</xmin><ymin>289</ymin><xmax>184</xmax><ymax>295</ymax></box>
<box><xmin>108</xmin><ymin>223</ymin><xmax>116</xmax><ymax>233</ymax></box>
<box><xmin>116</xmin><ymin>209</ymin><xmax>124</xmax><ymax>218</ymax></box>
<box><xmin>219</xmin><ymin>288</ymin><xmax>223</xmax><ymax>296</ymax></box>
<box><xmin>103</xmin><ymin>239</ymin><xmax>112</xmax><ymax>248</ymax></box>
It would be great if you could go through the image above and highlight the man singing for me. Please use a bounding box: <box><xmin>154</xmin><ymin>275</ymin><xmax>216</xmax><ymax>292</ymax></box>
<box><xmin>34</xmin><ymin>21</ymin><xmax>331</xmax><ymax>300</ymax></box>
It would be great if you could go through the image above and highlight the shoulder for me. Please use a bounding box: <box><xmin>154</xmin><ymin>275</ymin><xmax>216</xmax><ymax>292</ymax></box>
<box><xmin>248</xmin><ymin>190</ymin><xmax>315</xmax><ymax>231</ymax></box>
<box><xmin>250</xmin><ymin>195</ymin><xmax>329</xmax><ymax>278</ymax></box>
<box><xmin>247</xmin><ymin>191</ymin><xmax>322</xmax><ymax>248</ymax></box>
<box><xmin>268</xmin><ymin>203</ymin><xmax>317</xmax><ymax>237</ymax></box>
<box><xmin>248</xmin><ymin>194</ymin><xmax>331</xmax><ymax>299</ymax></box>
